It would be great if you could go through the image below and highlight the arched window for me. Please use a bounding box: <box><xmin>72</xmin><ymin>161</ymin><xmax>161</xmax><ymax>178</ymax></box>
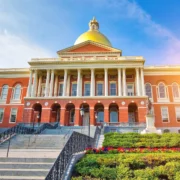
<box><xmin>110</xmin><ymin>107</ymin><xmax>118</xmax><ymax>122</ymax></box>
<box><xmin>172</xmin><ymin>83</ymin><xmax>180</xmax><ymax>98</ymax></box>
<box><xmin>96</xmin><ymin>108</ymin><xmax>104</xmax><ymax>123</ymax></box>
<box><xmin>1</xmin><ymin>85</ymin><xmax>8</xmax><ymax>99</ymax></box>
<box><xmin>145</xmin><ymin>83</ymin><xmax>152</xmax><ymax>98</ymax></box>
<box><xmin>158</xmin><ymin>83</ymin><xmax>166</xmax><ymax>98</ymax></box>
<box><xmin>70</xmin><ymin>109</ymin><xmax>75</xmax><ymax>123</ymax></box>
<box><xmin>13</xmin><ymin>84</ymin><xmax>21</xmax><ymax>100</ymax></box>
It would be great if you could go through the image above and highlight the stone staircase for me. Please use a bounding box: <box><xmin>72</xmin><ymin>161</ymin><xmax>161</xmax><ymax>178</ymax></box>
<box><xmin>0</xmin><ymin>157</ymin><xmax>55</xmax><ymax>180</ymax></box>
<box><xmin>97</xmin><ymin>135</ymin><xmax>104</xmax><ymax>148</ymax></box>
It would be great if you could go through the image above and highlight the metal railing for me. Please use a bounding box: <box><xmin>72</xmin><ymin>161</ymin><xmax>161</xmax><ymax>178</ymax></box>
<box><xmin>45</xmin><ymin>126</ymin><xmax>100</xmax><ymax>180</ymax></box>
<box><xmin>0</xmin><ymin>125</ymin><xmax>34</xmax><ymax>143</ymax></box>
<box><xmin>105</xmin><ymin>122</ymin><xmax>146</xmax><ymax>127</ymax></box>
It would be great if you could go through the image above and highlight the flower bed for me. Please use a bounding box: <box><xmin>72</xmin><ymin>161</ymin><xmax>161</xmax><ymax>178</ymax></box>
<box><xmin>86</xmin><ymin>147</ymin><xmax>180</xmax><ymax>154</ymax></box>
<box><xmin>71</xmin><ymin>153</ymin><xmax>180</xmax><ymax>180</ymax></box>
<box><xmin>103</xmin><ymin>132</ymin><xmax>180</xmax><ymax>148</ymax></box>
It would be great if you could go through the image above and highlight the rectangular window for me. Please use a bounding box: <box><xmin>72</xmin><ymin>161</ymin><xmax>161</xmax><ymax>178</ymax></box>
<box><xmin>58</xmin><ymin>83</ymin><xmax>63</xmax><ymax>96</ymax></box>
<box><xmin>175</xmin><ymin>107</ymin><xmax>180</xmax><ymax>122</ymax></box>
<box><xmin>10</xmin><ymin>108</ymin><xmax>17</xmax><ymax>123</ymax></box>
<box><xmin>71</xmin><ymin>83</ymin><xmax>77</xmax><ymax>96</ymax></box>
<box><xmin>127</xmin><ymin>84</ymin><xmax>134</xmax><ymax>96</ymax></box>
<box><xmin>110</xmin><ymin>83</ymin><xmax>116</xmax><ymax>96</ymax></box>
<box><xmin>0</xmin><ymin>108</ymin><xmax>4</xmax><ymax>123</ymax></box>
<box><xmin>96</xmin><ymin>83</ymin><xmax>103</xmax><ymax>96</ymax></box>
<box><xmin>84</xmin><ymin>83</ymin><xmax>90</xmax><ymax>96</ymax></box>
<box><xmin>161</xmin><ymin>107</ymin><xmax>169</xmax><ymax>122</ymax></box>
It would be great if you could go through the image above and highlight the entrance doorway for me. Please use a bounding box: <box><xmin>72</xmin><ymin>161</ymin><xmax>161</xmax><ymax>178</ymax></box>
<box><xmin>128</xmin><ymin>103</ymin><xmax>138</xmax><ymax>123</ymax></box>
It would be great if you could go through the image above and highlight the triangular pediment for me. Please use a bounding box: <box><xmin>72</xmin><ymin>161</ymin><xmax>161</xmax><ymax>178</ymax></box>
<box><xmin>57</xmin><ymin>40</ymin><xmax>121</xmax><ymax>55</ymax></box>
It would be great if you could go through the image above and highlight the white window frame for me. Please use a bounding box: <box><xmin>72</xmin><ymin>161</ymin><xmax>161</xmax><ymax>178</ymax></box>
<box><xmin>58</xmin><ymin>82</ymin><xmax>64</xmax><ymax>96</ymax></box>
<box><xmin>172</xmin><ymin>83</ymin><xmax>180</xmax><ymax>102</ymax></box>
<box><xmin>0</xmin><ymin>108</ymin><xmax>4</xmax><ymax>123</ymax></box>
<box><xmin>1</xmin><ymin>85</ymin><xmax>8</xmax><ymax>100</ymax></box>
<box><xmin>175</xmin><ymin>107</ymin><xmax>180</xmax><ymax>122</ymax></box>
<box><xmin>161</xmin><ymin>107</ymin><xmax>169</xmax><ymax>123</ymax></box>
<box><xmin>96</xmin><ymin>81</ymin><xmax>104</xmax><ymax>96</ymax></box>
<box><xmin>84</xmin><ymin>82</ymin><xmax>91</xmax><ymax>96</ymax></box>
<box><xmin>71</xmin><ymin>82</ymin><xmax>77</xmax><ymax>96</ymax></box>
<box><xmin>157</xmin><ymin>82</ymin><xmax>169</xmax><ymax>102</ymax></box>
<box><xmin>127</xmin><ymin>83</ymin><xmax>134</xmax><ymax>96</ymax></box>
<box><xmin>110</xmin><ymin>81</ymin><xmax>117</xmax><ymax>96</ymax></box>
<box><xmin>9</xmin><ymin>108</ymin><xmax>17</xmax><ymax>123</ymax></box>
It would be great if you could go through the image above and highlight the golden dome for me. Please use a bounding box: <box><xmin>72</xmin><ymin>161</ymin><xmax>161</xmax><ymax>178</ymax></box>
<box><xmin>74</xmin><ymin>17</ymin><xmax>112</xmax><ymax>47</ymax></box>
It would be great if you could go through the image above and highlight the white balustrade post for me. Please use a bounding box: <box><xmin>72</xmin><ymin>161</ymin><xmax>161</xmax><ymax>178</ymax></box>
<box><xmin>136</xmin><ymin>68</ymin><xmax>140</xmax><ymax>96</ymax></box>
<box><xmin>37</xmin><ymin>75</ymin><xmax>42</xmax><ymax>97</ymax></box>
<box><xmin>91</xmin><ymin>69</ymin><xmax>95</xmax><ymax>96</ymax></box>
<box><xmin>45</xmin><ymin>70</ymin><xmax>50</xmax><ymax>97</ymax></box>
<box><xmin>123</xmin><ymin>68</ymin><xmax>126</xmax><ymax>96</ymax></box>
<box><xmin>31</xmin><ymin>70</ymin><xmax>37</xmax><ymax>97</ymax></box>
<box><xmin>118</xmin><ymin>68</ymin><xmax>122</xmax><ymax>96</ymax></box>
<box><xmin>77</xmin><ymin>69</ymin><xmax>81</xmax><ymax>96</ymax></box>
<box><xmin>140</xmin><ymin>68</ymin><xmax>145</xmax><ymax>96</ymax></box>
<box><xmin>26</xmin><ymin>70</ymin><xmax>33</xmax><ymax>97</ymax></box>
<box><xmin>104</xmin><ymin>68</ymin><xmax>108</xmax><ymax>96</ymax></box>
<box><xmin>63</xmin><ymin>69</ymin><xmax>68</xmax><ymax>96</ymax></box>
<box><xmin>49</xmin><ymin>70</ymin><xmax>55</xmax><ymax>97</ymax></box>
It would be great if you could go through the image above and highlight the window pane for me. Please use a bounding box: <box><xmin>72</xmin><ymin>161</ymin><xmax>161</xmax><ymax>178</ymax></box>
<box><xmin>110</xmin><ymin>111</ymin><xmax>118</xmax><ymax>122</ymax></box>
<box><xmin>159</xmin><ymin>83</ymin><xmax>166</xmax><ymax>98</ymax></box>
<box><xmin>97</xmin><ymin>111</ymin><xmax>104</xmax><ymax>122</ymax></box>
<box><xmin>0</xmin><ymin>108</ymin><xmax>4</xmax><ymax>122</ymax></box>
<box><xmin>84</xmin><ymin>83</ymin><xmax>90</xmax><ymax>96</ymax></box>
<box><xmin>97</xmin><ymin>83</ymin><xmax>103</xmax><ymax>96</ymax></box>
<box><xmin>172</xmin><ymin>83</ymin><xmax>179</xmax><ymax>98</ymax></box>
<box><xmin>110</xmin><ymin>83</ymin><xmax>116</xmax><ymax>96</ymax></box>
<box><xmin>145</xmin><ymin>84</ymin><xmax>152</xmax><ymax>98</ymax></box>
<box><xmin>58</xmin><ymin>84</ymin><xmax>63</xmax><ymax>96</ymax></box>
<box><xmin>161</xmin><ymin>107</ymin><xmax>168</xmax><ymax>122</ymax></box>
<box><xmin>10</xmin><ymin>108</ymin><xmax>17</xmax><ymax>122</ymax></box>
<box><xmin>1</xmin><ymin>85</ymin><xmax>8</xmax><ymax>99</ymax></box>
<box><xmin>70</xmin><ymin>110</ymin><xmax>75</xmax><ymax>123</ymax></box>
<box><xmin>72</xmin><ymin>84</ymin><xmax>77</xmax><ymax>96</ymax></box>
<box><xmin>13</xmin><ymin>85</ymin><xmax>21</xmax><ymax>99</ymax></box>
<box><xmin>127</xmin><ymin>84</ymin><xmax>134</xmax><ymax>96</ymax></box>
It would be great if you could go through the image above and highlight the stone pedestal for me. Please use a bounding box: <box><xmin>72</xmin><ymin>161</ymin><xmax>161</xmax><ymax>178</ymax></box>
<box><xmin>141</xmin><ymin>114</ymin><xmax>162</xmax><ymax>134</ymax></box>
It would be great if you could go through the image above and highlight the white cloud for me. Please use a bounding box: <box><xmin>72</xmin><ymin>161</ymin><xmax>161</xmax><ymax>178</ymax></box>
<box><xmin>0</xmin><ymin>30</ymin><xmax>53</xmax><ymax>68</ymax></box>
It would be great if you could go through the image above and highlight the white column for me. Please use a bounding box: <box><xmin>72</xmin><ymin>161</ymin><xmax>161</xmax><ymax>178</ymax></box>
<box><xmin>136</xmin><ymin>68</ymin><xmax>140</xmax><ymax>96</ymax></box>
<box><xmin>140</xmin><ymin>68</ymin><xmax>145</xmax><ymax>96</ymax></box>
<box><xmin>37</xmin><ymin>75</ymin><xmax>42</xmax><ymax>97</ymax></box>
<box><xmin>45</xmin><ymin>70</ymin><xmax>50</xmax><ymax>97</ymax></box>
<box><xmin>66</xmin><ymin>75</ymin><xmax>70</xmax><ymax>96</ymax></box>
<box><xmin>54</xmin><ymin>74</ymin><xmax>58</xmax><ymax>96</ymax></box>
<box><xmin>104</xmin><ymin>68</ymin><xmax>108</xmax><ymax>96</ymax></box>
<box><xmin>49</xmin><ymin>70</ymin><xmax>54</xmax><ymax>97</ymax></box>
<box><xmin>122</xmin><ymin>68</ymin><xmax>126</xmax><ymax>96</ymax></box>
<box><xmin>118</xmin><ymin>68</ymin><xmax>122</xmax><ymax>96</ymax></box>
<box><xmin>31</xmin><ymin>70</ymin><xmax>37</xmax><ymax>97</ymax></box>
<box><xmin>63</xmin><ymin>69</ymin><xmax>68</xmax><ymax>96</ymax></box>
<box><xmin>26</xmin><ymin>70</ymin><xmax>33</xmax><ymax>97</ymax></box>
<box><xmin>90</xmin><ymin>69</ymin><xmax>95</xmax><ymax>96</ymax></box>
<box><xmin>77</xmin><ymin>69</ymin><xmax>81</xmax><ymax>96</ymax></box>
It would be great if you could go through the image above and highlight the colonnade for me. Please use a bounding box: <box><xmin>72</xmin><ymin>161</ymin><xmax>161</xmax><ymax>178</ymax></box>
<box><xmin>26</xmin><ymin>68</ymin><xmax>145</xmax><ymax>97</ymax></box>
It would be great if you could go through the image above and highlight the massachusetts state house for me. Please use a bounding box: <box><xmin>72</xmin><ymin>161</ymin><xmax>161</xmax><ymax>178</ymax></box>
<box><xmin>0</xmin><ymin>18</ymin><xmax>180</xmax><ymax>133</ymax></box>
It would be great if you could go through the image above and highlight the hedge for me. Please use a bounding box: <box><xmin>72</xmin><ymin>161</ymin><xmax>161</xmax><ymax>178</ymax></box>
<box><xmin>103</xmin><ymin>132</ymin><xmax>180</xmax><ymax>148</ymax></box>
<box><xmin>71</xmin><ymin>153</ymin><xmax>180</xmax><ymax>180</ymax></box>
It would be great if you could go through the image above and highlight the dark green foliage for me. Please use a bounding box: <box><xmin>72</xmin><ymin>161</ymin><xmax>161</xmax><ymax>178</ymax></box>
<box><xmin>103</xmin><ymin>132</ymin><xmax>180</xmax><ymax>148</ymax></box>
<box><xmin>71</xmin><ymin>153</ymin><xmax>180</xmax><ymax>179</ymax></box>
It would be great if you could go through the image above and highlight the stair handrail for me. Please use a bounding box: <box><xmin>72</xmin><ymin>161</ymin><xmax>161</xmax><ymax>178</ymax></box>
<box><xmin>45</xmin><ymin>126</ymin><xmax>101</xmax><ymax>180</ymax></box>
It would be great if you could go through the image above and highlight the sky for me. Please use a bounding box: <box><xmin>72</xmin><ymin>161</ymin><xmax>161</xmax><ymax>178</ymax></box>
<box><xmin>0</xmin><ymin>0</ymin><xmax>180</xmax><ymax>68</ymax></box>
